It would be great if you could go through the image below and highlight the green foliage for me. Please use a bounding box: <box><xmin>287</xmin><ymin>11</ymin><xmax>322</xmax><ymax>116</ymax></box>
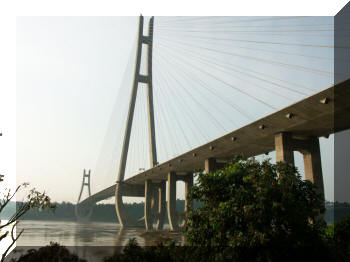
<box><xmin>103</xmin><ymin>157</ymin><xmax>350</xmax><ymax>262</ymax></box>
<box><xmin>334</xmin><ymin>215</ymin><xmax>350</xmax><ymax>258</ymax></box>
<box><xmin>4</xmin><ymin>158</ymin><xmax>350</xmax><ymax>262</ymax></box>
<box><xmin>11</xmin><ymin>242</ymin><xmax>86</xmax><ymax>262</ymax></box>
<box><xmin>103</xmin><ymin>238</ymin><xmax>187</xmax><ymax>262</ymax></box>
<box><xmin>0</xmin><ymin>178</ymin><xmax>55</xmax><ymax>262</ymax></box>
<box><xmin>17</xmin><ymin>200</ymin><xmax>202</xmax><ymax>223</ymax></box>
<box><xmin>185</xmin><ymin>157</ymin><xmax>330</xmax><ymax>261</ymax></box>
<box><xmin>2</xmin><ymin>199</ymin><xmax>337</xmax><ymax>224</ymax></box>
<box><xmin>334</xmin><ymin>201</ymin><xmax>350</xmax><ymax>222</ymax></box>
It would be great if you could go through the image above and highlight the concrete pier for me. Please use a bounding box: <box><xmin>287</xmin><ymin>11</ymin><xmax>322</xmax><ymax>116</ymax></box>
<box><xmin>78</xmin><ymin>79</ymin><xmax>350</xmax><ymax>230</ymax></box>
<box><xmin>275</xmin><ymin>132</ymin><xmax>324</xmax><ymax>195</ymax></box>
<box><xmin>167</xmin><ymin>172</ymin><xmax>194</xmax><ymax>231</ymax></box>
<box><xmin>156</xmin><ymin>181</ymin><xmax>166</xmax><ymax>230</ymax></box>
<box><xmin>167</xmin><ymin>172</ymin><xmax>178</xmax><ymax>231</ymax></box>
<box><xmin>144</xmin><ymin>180</ymin><xmax>154</xmax><ymax>230</ymax></box>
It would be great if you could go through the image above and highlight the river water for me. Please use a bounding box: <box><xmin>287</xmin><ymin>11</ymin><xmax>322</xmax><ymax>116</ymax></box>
<box><xmin>8</xmin><ymin>220</ymin><xmax>183</xmax><ymax>261</ymax></box>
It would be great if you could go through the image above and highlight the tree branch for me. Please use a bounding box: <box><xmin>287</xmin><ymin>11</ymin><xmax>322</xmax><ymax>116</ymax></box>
<box><xmin>0</xmin><ymin>221</ymin><xmax>23</xmax><ymax>262</ymax></box>
<box><xmin>0</xmin><ymin>185</ymin><xmax>21</xmax><ymax>214</ymax></box>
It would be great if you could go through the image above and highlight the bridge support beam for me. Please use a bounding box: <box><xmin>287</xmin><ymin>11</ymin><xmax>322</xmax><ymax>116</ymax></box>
<box><xmin>167</xmin><ymin>172</ymin><xmax>178</xmax><ymax>231</ymax></box>
<box><xmin>156</xmin><ymin>181</ymin><xmax>166</xmax><ymax>230</ymax></box>
<box><xmin>275</xmin><ymin>132</ymin><xmax>295</xmax><ymax>164</ymax></box>
<box><xmin>205</xmin><ymin>158</ymin><xmax>218</xmax><ymax>173</ymax></box>
<box><xmin>204</xmin><ymin>158</ymin><xmax>226</xmax><ymax>173</ymax></box>
<box><xmin>274</xmin><ymin>132</ymin><xmax>324</xmax><ymax>197</ymax></box>
<box><xmin>167</xmin><ymin>172</ymin><xmax>193</xmax><ymax>231</ymax></box>
<box><xmin>144</xmin><ymin>180</ymin><xmax>154</xmax><ymax>230</ymax></box>
<box><xmin>301</xmin><ymin>137</ymin><xmax>324</xmax><ymax>195</ymax></box>
<box><xmin>114</xmin><ymin>15</ymin><xmax>157</xmax><ymax>228</ymax></box>
<box><xmin>115</xmin><ymin>188</ymin><xmax>129</xmax><ymax>227</ymax></box>
<box><xmin>116</xmin><ymin>182</ymin><xmax>145</xmax><ymax>228</ymax></box>
<box><xmin>75</xmin><ymin>169</ymin><xmax>93</xmax><ymax>222</ymax></box>
<box><xmin>181</xmin><ymin>173</ymin><xmax>194</xmax><ymax>228</ymax></box>
<box><xmin>144</xmin><ymin>180</ymin><xmax>166</xmax><ymax>230</ymax></box>
<box><xmin>184</xmin><ymin>174</ymin><xmax>193</xmax><ymax>213</ymax></box>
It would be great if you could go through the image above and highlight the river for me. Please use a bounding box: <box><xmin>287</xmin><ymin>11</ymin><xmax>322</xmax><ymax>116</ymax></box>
<box><xmin>8</xmin><ymin>220</ymin><xmax>183</xmax><ymax>261</ymax></box>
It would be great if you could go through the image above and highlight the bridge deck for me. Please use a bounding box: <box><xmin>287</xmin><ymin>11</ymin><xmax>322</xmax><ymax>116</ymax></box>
<box><xmin>125</xmin><ymin>79</ymin><xmax>349</xmax><ymax>185</ymax></box>
<box><xmin>81</xmin><ymin>79</ymin><xmax>350</xmax><ymax>204</ymax></box>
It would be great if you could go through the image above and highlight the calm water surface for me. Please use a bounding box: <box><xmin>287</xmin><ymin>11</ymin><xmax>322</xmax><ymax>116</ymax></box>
<box><xmin>11</xmin><ymin>220</ymin><xmax>183</xmax><ymax>261</ymax></box>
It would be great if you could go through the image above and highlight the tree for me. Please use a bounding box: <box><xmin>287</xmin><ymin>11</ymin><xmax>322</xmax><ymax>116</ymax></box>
<box><xmin>334</xmin><ymin>214</ymin><xmax>350</xmax><ymax>259</ymax></box>
<box><xmin>185</xmin><ymin>157</ymin><xmax>330</xmax><ymax>261</ymax></box>
<box><xmin>12</xmin><ymin>242</ymin><xmax>86</xmax><ymax>262</ymax></box>
<box><xmin>0</xmin><ymin>176</ymin><xmax>55</xmax><ymax>262</ymax></box>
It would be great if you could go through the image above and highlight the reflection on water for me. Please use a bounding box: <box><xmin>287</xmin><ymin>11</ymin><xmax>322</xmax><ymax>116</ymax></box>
<box><xmin>10</xmin><ymin>220</ymin><xmax>183</xmax><ymax>261</ymax></box>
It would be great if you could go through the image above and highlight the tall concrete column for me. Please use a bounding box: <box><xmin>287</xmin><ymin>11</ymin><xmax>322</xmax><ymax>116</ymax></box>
<box><xmin>151</xmin><ymin>189</ymin><xmax>159</xmax><ymax>219</ymax></box>
<box><xmin>274</xmin><ymin>133</ymin><xmax>325</xmax><ymax>213</ymax></box>
<box><xmin>303</xmin><ymin>137</ymin><xmax>324</xmax><ymax>195</ymax></box>
<box><xmin>145</xmin><ymin>179</ymin><xmax>154</xmax><ymax>230</ymax></box>
<box><xmin>115</xmin><ymin>186</ymin><xmax>127</xmax><ymax>227</ymax></box>
<box><xmin>75</xmin><ymin>169</ymin><xmax>93</xmax><ymax>221</ymax></box>
<box><xmin>275</xmin><ymin>132</ymin><xmax>295</xmax><ymax>164</ymax></box>
<box><xmin>156</xmin><ymin>181</ymin><xmax>166</xmax><ymax>230</ymax></box>
<box><xmin>184</xmin><ymin>174</ymin><xmax>194</xmax><ymax>213</ymax></box>
<box><xmin>205</xmin><ymin>157</ymin><xmax>217</xmax><ymax>173</ymax></box>
<box><xmin>114</xmin><ymin>15</ymin><xmax>157</xmax><ymax>228</ymax></box>
<box><xmin>146</xmin><ymin>17</ymin><xmax>157</xmax><ymax>168</ymax></box>
<box><xmin>167</xmin><ymin>172</ymin><xmax>178</xmax><ymax>231</ymax></box>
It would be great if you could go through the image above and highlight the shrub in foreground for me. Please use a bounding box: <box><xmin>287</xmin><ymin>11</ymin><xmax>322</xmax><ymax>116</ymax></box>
<box><xmin>11</xmin><ymin>242</ymin><xmax>86</xmax><ymax>262</ymax></box>
<box><xmin>185</xmin><ymin>157</ymin><xmax>330</xmax><ymax>261</ymax></box>
<box><xmin>333</xmin><ymin>214</ymin><xmax>350</xmax><ymax>259</ymax></box>
<box><xmin>103</xmin><ymin>238</ymin><xmax>187</xmax><ymax>262</ymax></box>
<box><xmin>9</xmin><ymin>158</ymin><xmax>350</xmax><ymax>262</ymax></box>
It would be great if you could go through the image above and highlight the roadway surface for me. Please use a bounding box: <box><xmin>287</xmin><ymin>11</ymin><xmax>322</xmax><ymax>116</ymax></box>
<box><xmin>80</xmin><ymin>78</ymin><xmax>350</xmax><ymax>205</ymax></box>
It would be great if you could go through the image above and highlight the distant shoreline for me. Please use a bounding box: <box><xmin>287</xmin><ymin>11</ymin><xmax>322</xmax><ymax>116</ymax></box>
<box><xmin>1</xmin><ymin>201</ymin><xmax>349</xmax><ymax>224</ymax></box>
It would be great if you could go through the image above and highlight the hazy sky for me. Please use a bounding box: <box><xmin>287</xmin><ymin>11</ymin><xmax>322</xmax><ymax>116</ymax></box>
<box><xmin>16</xmin><ymin>16</ymin><xmax>337</xmax><ymax>203</ymax></box>
<box><xmin>17</xmin><ymin>17</ymin><xmax>138</xmax><ymax>202</ymax></box>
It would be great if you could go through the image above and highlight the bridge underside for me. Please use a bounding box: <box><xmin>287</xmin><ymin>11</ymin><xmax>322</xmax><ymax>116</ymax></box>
<box><xmin>79</xmin><ymin>183</ymin><xmax>144</xmax><ymax>206</ymax></box>
<box><xmin>125</xmin><ymin>79</ymin><xmax>348</xmax><ymax>185</ymax></box>
<box><xmin>80</xmin><ymin>79</ymin><xmax>350</xmax><ymax>230</ymax></box>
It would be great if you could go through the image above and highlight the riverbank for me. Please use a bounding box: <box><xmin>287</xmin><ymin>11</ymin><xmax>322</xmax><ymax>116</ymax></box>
<box><xmin>7</xmin><ymin>219</ymin><xmax>183</xmax><ymax>261</ymax></box>
<box><xmin>1</xmin><ymin>201</ymin><xmax>349</xmax><ymax>224</ymax></box>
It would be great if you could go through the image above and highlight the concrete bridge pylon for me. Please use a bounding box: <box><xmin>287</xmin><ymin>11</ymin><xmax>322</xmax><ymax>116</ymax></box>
<box><xmin>115</xmin><ymin>15</ymin><xmax>163</xmax><ymax>229</ymax></box>
<box><xmin>275</xmin><ymin>132</ymin><xmax>324</xmax><ymax>197</ymax></box>
<box><xmin>76</xmin><ymin>76</ymin><xmax>350</xmax><ymax>230</ymax></box>
<box><xmin>75</xmin><ymin>169</ymin><xmax>93</xmax><ymax>221</ymax></box>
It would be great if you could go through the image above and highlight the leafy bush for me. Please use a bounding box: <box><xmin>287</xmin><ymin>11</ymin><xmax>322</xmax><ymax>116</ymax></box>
<box><xmin>103</xmin><ymin>238</ymin><xmax>187</xmax><ymax>262</ymax></box>
<box><xmin>8</xmin><ymin>158</ymin><xmax>350</xmax><ymax>262</ymax></box>
<box><xmin>185</xmin><ymin>157</ymin><xmax>330</xmax><ymax>261</ymax></box>
<box><xmin>104</xmin><ymin>157</ymin><xmax>347</xmax><ymax>262</ymax></box>
<box><xmin>11</xmin><ymin>242</ymin><xmax>86</xmax><ymax>262</ymax></box>
<box><xmin>334</xmin><ymin>215</ymin><xmax>350</xmax><ymax>259</ymax></box>
<box><xmin>0</xmin><ymin>177</ymin><xmax>55</xmax><ymax>261</ymax></box>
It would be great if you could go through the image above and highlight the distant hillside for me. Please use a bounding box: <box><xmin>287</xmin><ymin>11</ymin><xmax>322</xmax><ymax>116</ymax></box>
<box><xmin>330</xmin><ymin>201</ymin><xmax>350</xmax><ymax>222</ymax></box>
<box><xmin>1</xmin><ymin>200</ymin><xmax>196</xmax><ymax>224</ymax></box>
<box><xmin>1</xmin><ymin>201</ymin><xmax>349</xmax><ymax>224</ymax></box>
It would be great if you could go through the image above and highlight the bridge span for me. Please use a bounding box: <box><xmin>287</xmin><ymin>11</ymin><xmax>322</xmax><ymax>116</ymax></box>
<box><xmin>79</xmin><ymin>78</ymin><xmax>350</xmax><ymax>230</ymax></box>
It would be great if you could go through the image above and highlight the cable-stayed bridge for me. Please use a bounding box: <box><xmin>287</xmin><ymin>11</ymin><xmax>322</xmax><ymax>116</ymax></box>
<box><xmin>76</xmin><ymin>15</ymin><xmax>350</xmax><ymax>230</ymax></box>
